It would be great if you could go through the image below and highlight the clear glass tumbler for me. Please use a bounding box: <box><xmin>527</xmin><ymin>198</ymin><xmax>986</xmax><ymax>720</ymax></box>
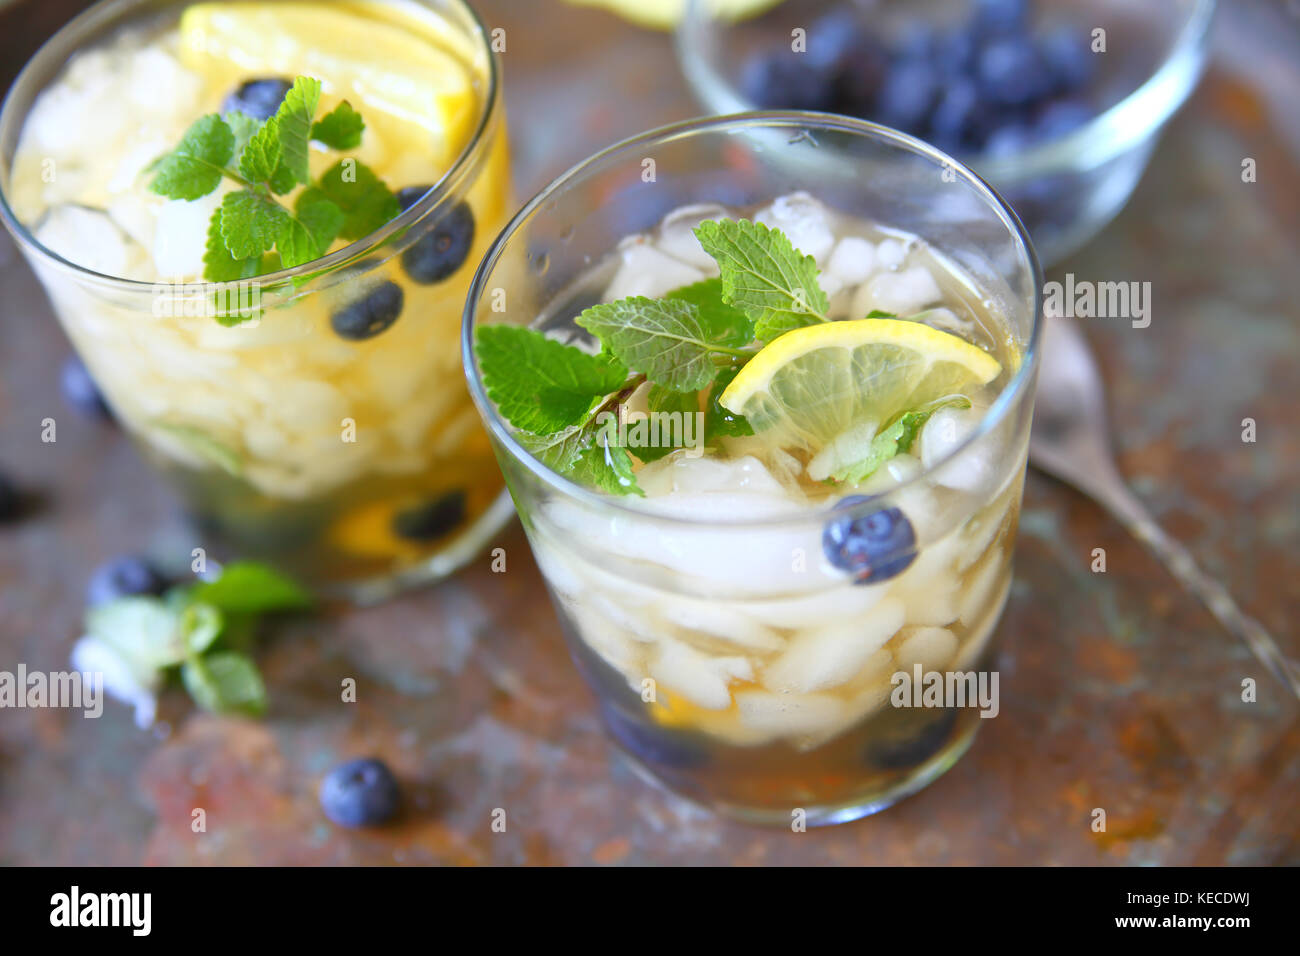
<box><xmin>0</xmin><ymin>0</ymin><xmax>514</xmax><ymax>602</ymax></box>
<box><xmin>465</xmin><ymin>113</ymin><xmax>1042</xmax><ymax>824</ymax></box>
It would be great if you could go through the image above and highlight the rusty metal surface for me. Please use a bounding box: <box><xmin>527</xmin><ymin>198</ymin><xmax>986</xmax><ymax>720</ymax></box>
<box><xmin>0</xmin><ymin>0</ymin><xmax>1297</xmax><ymax>865</ymax></box>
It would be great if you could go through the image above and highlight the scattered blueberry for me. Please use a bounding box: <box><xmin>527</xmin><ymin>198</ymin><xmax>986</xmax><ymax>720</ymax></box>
<box><xmin>330</xmin><ymin>280</ymin><xmax>404</xmax><ymax>341</ymax></box>
<box><xmin>392</xmin><ymin>490</ymin><xmax>466</xmax><ymax>542</ymax></box>
<box><xmin>86</xmin><ymin>555</ymin><xmax>168</xmax><ymax>607</ymax></box>
<box><xmin>221</xmin><ymin>78</ymin><xmax>293</xmax><ymax>121</ymax></box>
<box><xmin>867</xmin><ymin>709</ymin><xmax>959</xmax><ymax>770</ymax></box>
<box><xmin>977</xmin><ymin>36</ymin><xmax>1052</xmax><ymax>106</ymax></box>
<box><xmin>0</xmin><ymin>471</ymin><xmax>21</xmax><ymax>524</ymax></box>
<box><xmin>929</xmin><ymin>78</ymin><xmax>984</xmax><ymax>152</ymax></box>
<box><xmin>822</xmin><ymin>495</ymin><xmax>917</xmax><ymax>585</ymax></box>
<box><xmin>395</xmin><ymin>184</ymin><xmax>433</xmax><ymax>211</ymax></box>
<box><xmin>983</xmin><ymin>121</ymin><xmax>1036</xmax><ymax>158</ymax></box>
<box><xmin>602</xmin><ymin>703</ymin><xmax>708</xmax><ymax>770</ymax></box>
<box><xmin>60</xmin><ymin>355</ymin><xmax>111</xmax><ymax>420</ymax></box>
<box><xmin>400</xmin><ymin>200</ymin><xmax>475</xmax><ymax>284</ymax></box>
<box><xmin>805</xmin><ymin>7</ymin><xmax>865</xmax><ymax>70</ymax></box>
<box><xmin>319</xmin><ymin>758</ymin><xmax>401</xmax><ymax>828</ymax></box>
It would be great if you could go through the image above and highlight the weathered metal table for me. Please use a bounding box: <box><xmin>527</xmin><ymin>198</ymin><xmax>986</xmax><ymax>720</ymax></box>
<box><xmin>0</xmin><ymin>0</ymin><xmax>1296</xmax><ymax>864</ymax></box>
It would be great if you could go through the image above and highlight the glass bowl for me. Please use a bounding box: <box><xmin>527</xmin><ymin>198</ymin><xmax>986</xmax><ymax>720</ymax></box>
<box><xmin>677</xmin><ymin>0</ymin><xmax>1215</xmax><ymax>265</ymax></box>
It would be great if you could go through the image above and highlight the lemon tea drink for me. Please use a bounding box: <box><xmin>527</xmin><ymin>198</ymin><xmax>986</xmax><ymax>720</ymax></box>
<box><xmin>0</xmin><ymin>0</ymin><xmax>511</xmax><ymax>599</ymax></box>
<box><xmin>467</xmin><ymin>117</ymin><xmax>1041</xmax><ymax>823</ymax></box>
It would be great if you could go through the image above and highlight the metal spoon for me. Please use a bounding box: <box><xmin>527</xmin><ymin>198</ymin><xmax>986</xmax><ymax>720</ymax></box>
<box><xmin>1028</xmin><ymin>312</ymin><xmax>1300</xmax><ymax>699</ymax></box>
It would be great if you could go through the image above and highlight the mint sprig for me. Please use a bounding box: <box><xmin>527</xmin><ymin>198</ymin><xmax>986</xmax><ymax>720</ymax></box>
<box><xmin>74</xmin><ymin>561</ymin><xmax>310</xmax><ymax>723</ymax></box>
<box><xmin>475</xmin><ymin>215</ymin><xmax>968</xmax><ymax>496</ymax></box>
<box><xmin>148</xmin><ymin>76</ymin><xmax>397</xmax><ymax>290</ymax></box>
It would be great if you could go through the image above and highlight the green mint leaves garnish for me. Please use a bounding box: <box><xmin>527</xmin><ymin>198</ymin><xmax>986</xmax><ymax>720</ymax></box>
<box><xmin>77</xmin><ymin>561</ymin><xmax>311</xmax><ymax>722</ymax></box>
<box><xmin>831</xmin><ymin>395</ymin><xmax>972</xmax><ymax>484</ymax></box>
<box><xmin>475</xmin><ymin>214</ymin><xmax>960</xmax><ymax>496</ymax></box>
<box><xmin>149</xmin><ymin>76</ymin><xmax>396</xmax><ymax>287</ymax></box>
<box><xmin>695</xmin><ymin>218</ymin><xmax>830</xmax><ymax>342</ymax></box>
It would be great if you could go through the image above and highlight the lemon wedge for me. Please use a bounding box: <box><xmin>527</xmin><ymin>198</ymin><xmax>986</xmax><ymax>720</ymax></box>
<box><xmin>719</xmin><ymin>318</ymin><xmax>1002</xmax><ymax>450</ymax></box>
<box><xmin>179</xmin><ymin>2</ymin><xmax>477</xmax><ymax>168</ymax></box>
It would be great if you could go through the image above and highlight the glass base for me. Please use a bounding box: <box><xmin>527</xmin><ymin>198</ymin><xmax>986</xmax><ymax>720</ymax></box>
<box><xmin>611</xmin><ymin>714</ymin><xmax>982</xmax><ymax>828</ymax></box>
<box><xmin>320</xmin><ymin>489</ymin><xmax>517</xmax><ymax>605</ymax></box>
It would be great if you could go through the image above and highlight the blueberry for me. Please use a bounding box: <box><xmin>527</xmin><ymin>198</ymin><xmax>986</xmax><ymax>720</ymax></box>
<box><xmin>895</xmin><ymin>22</ymin><xmax>937</xmax><ymax>60</ymax></box>
<box><xmin>1039</xmin><ymin>26</ymin><xmax>1094</xmax><ymax>93</ymax></box>
<box><xmin>319</xmin><ymin>758</ymin><xmax>400</xmax><ymax>828</ymax></box>
<box><xmin>395</xmin><ymin>184</ymin><xmax>433</xmax><ymax>211</ymax></box>
<box><xmin>934</xmin><ymin>28</ymin><xmax>978</xmax><ymax>79</ymax></box>
<box><xmin>741</xmin><ymin>49</ymin><xmax>837</xmax><ymax>111</ymax></box>
<box><xmin>221</xmin><ymin>78</ymin><xmax>293</xmax><ymax>121</ymax></box>
<box><xmin>830</xmin><ymin>39</ymin><xmax>890</xmax><ymax>116</ymax></box>
<box><xmin>806</xmin><ymin>8</ymin><xmax>864</xmax><ymax>70</ymax></box>
<box><xmin>977</xmin><ymin>36</ymin><xmax>1052</xmax><ymax>106</ymax></box>
<box><xmin>392</xmin><ymin>490</ymin><xmax>466</xmax><ymax>542</ymax></box>
<box><xmin>1035</xmin><ymin>98</ymin><xmax>1094</xmax><ymax>141</ymax></box>
<box><xmin>86</xmin><ymin>555</ymin><xmax>168</xmax><ymax>607</ymax></box>
<box><xmin>60</xmin><ymin>355</ymin><xmax>111</xmax><ymax>420</ymax></box>
<box><xmin>822</xmin><ymin>495</ymin><xmax>917</xmax><ymax>584</ymax></box>
<box><xmin>0</xmin><ymin>471</ymin><xmax>21</xmax><ymax>524</ymax></box>
<box><xmin>875</xmin><ymin>58</ymin><xmax>940</xmax><ymax>133</ymax></box>
<box><xmin>400</xmin><ymin>200</ymin><xmax>475</xmax><ymax>284</ymax></box>
<box><xmin>971</xmin><ymin>0</ymin><xmax>1029</xmax><ymax>35</ymax></box>
<box><xmin>330</xmin><ymin>280</ymin><xmax>404</xmax><ymax>340</ymax></box>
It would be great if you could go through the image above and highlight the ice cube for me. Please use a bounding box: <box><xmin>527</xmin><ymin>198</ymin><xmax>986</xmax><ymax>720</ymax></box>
<box><xmin>761</xmin><ymin>598</ymin><xmax>903</xmax><ymax>693</ymax></box>
<box><xmin>854</xmin><ymin>452</ymin><xmax>924</xmax><ymax>493</ymax></box>
<box><xmin>855</xmin><ymin>266</ymin><xmax>942</xmax><ymax>317</ymax></box>
<box><xmin>153</xmin><ymin>194</ymin><xmax>221</xmax><ymax>278</ymax></box>
<box><xmin>754</xmin><ymin>192</ymin><xmax>835</xmax><ymax>264</ymax></box>
<box><xmin>589</xmin><ymin>591</ymin><xmax>663</xmax><ymax>643</ymax></box>
<box><xmin>656</xmin><ymin>202</ymin><xmax>730</xmax><ymax>271</ymax></box>
<box><xmin>959</xmin><ymin>549</ymin><xmax>1006</xmax><ymax>626</ymax></box>
<box><xmin>913</xmin><ymin>307</ymin><xmax>976</xmax><ymax>337</ymax></box>
<box><xmin>35</xmin><ymin>205</ymin><xmax>130</xmax><ymax>277</ymax></box>
<box><xmin>921</xmin><ymin>406</ymin><xmax>997</xmax><ymax>493</ymax></box>
<box><xmin>638</xmin><ymin>453</ymin><xmax>786</xmax><ymax>497</ymax></box>
<box><xmin>874</xmin><ymin>238</ymin><xmax>908</xmax><ymax>270</ymax></box>
<box><xmin>891</xmin><ymin>529</ymin><xmax>964</xmax><ymax>627</ymax></box>
<box><xmin>603</xmin><ymin>239</ymin><xmax>706</xmax><ymax>301</ymax></box>
<box><xmin>817</xmin><ymin>272</ymin><xmax>844</xmax><ymax>300</ymax></box>
<box><xmin>734</xmin><ymin>688</ymin><xmax>847</xmax><ymax>737</ymax></box>
<box><xmin>650</xmin><ymin>638</ymin><xmax>739</xmax><ymax>710</ymax></box>
<box><xmin>806</xmin><ymin>420</ymin><xmax>879</xmax><ymax>482</ymax></box>
<box><xmin>263</xmin><ymin>379</ymin><xmax>350</xmax><ymax>433</ymax></box>
<box><xmin>660</xmin><ymin>595</ymin><xmax>784</xmax><ymax>652</ymax></box>
<box><xmin>826</xmin><ymin>236</ymin><xmax>876</xmax><ymax>285</ymax></box>
<box><xmin>896</xmin><ymin>626</ymin><xmax>958</xmax><ymax>671</ymax></box>
<box><xmin>745</xmin><ymin>581</ymin><xmax>889</xmax><ymax>629</ymax></box>
<box><xmin>570</xmin><ymin>602</ymin><xmax>645</xmax><ymax>682</ymax></box>
<box><xmin>106</xmin><ymin>194</ymin><xmax>158</xmax><ymax>250</ymax></box>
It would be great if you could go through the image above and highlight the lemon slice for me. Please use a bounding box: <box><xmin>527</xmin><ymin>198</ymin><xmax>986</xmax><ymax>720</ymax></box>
<box><xmin>564</xmin><ymin>0</ymin><xmax>782</xmax><ymax>30</ymax></box>
<box><xmin>179</xmin><ymin>2</ymin><xmax>477</xmax><ymax>168</ymax></box>
<box><xmin>719</xmin><ymin>318</ymin><xmax>1002</xmax><ymax>451</ymax></box>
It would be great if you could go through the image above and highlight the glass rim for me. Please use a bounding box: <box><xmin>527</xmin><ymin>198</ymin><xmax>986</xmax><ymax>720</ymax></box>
<box><xmin>462</xmin><ymin>110</ymin><xmax>1044</xmax><ymax>531</ymax></box>
<box><xmin>0</xmin><ymin>0</ymin><xmax>501</xmax><ymax>292</ymax></box>
<box><xmin>676</xmin><ymin>0</ymin><xmax>1216</xmax><ymax>180</ymax></box>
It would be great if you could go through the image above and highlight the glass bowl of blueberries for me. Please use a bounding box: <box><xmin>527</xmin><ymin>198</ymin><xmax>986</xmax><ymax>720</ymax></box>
<box><xmin>677</xmin><ymin>0</ymin><xmax>1215</xmax><ymax>265</ymax></box>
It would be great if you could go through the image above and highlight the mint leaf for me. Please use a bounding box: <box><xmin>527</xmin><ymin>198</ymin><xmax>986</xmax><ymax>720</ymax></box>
<box><xmin>149</xmin><ymin>114</ymin><xmax>235</xmax><ymax>200</ymax></box>
<box><xmin>220</xmin><ymin>190</ymin><xmax>287</xmax><ymax>259</ymax></box>
<box><xmin>86</xmin><ymin>597</ymin><xmax>186</xmax><ymax>670</ymax></box>
<box><xmin>694</xmin><ymin>218</ymin><xmax>829</xmax><ymax>342</ymax></box>
<box><xmin>592</xmin><ymin>415</ymin><xmax>644</xmax><ymax>495</ymax></box>
<box><xmin>225</xmin><ymin>111</ymin><xmax>260</xmax><ymax>166</ymax></box>
<box><xmin>521</xmin><ymin>419</ymin><xmax>642</xmax><ymax>496</ymax></box>
<box><xmin>277</xmin><ymin>193</ymin><xmax>345</xmax><ymax>268</ymax></box>
<box><xmin>191</xmin><ymin>561</ymin><xmax>311</xmax><ymax>615</ymax></box>
<box><xmin>866</xmin><ymin>309</ymin><xmax>898</xmax><ymax>318</ymax></box>
<box><xmin>476</xmin><ymin>325</ymin><xmax>629</xmax><ymax>433</ymax></box>
<box><xmin>575</xmin><ymin>296</ymin><xmax>751</xmax><ymax>393</ymax></box>
<box><xmin>705</xmin><ymin>365</ymin><xmax>753</xmax><ymax>440</ymax></box>
<box><xmin>665</xmin><ymin>278</ymin><xmax>754</xmax><ymax>344</ymax></box>
<box><xmin>180</xmin><ymin>602</ymin><xmax>223</xmax><ymax>655</ymax></box>
<box><xmin>304</xmin><ymin>160</ymin><xmax>399</xmax><ymax>240</ymax></box>
<box><xmin>153</xmin><ymin>423</ymin><xmax>243</xmax><ymax>475</ymax></box>
<box><xmin>238</xmin><ymin>117</ymin><xmax>283</xmax><ymax>183</ymax></box>
<box><xmin>831</xmin><ymin>396</ymin><xmax>971</xmax><ymax>484</ymax></box>
<box><xmin>311</xmin><ymin>101</ymin><xmax>365</xmax><ymax>150</ymax></box>
<box><xmin>638</xmin><ymin>386</ymin><xmax>700</xmax><ymax>463</ymax></box>
<box><xmin>182</xmin><ymin>652</ymin><xmax>267</xmax><ymax>717</ymax></box>
<box><xmin>203</xmin><ymin>207</ymin><xmax>263</xmax><ymax>282</ymax></box>
<box><xmin>268</xmin><ymin>76</ymin><xmax>321</xmax><ymax>190</ymax></box>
